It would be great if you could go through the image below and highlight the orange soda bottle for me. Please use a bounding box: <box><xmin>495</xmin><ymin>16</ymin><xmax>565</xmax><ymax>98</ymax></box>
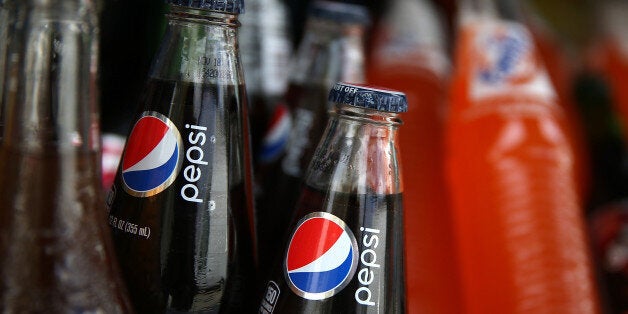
<box><xmin>445</xmin><ymin>0</ymin><xmax>601</xmax><ymax>313</ymax></box>
<box><xmin>368</xmin><ymin>0</ymin><xmax>462</xmax><ymax>313</ymax></box>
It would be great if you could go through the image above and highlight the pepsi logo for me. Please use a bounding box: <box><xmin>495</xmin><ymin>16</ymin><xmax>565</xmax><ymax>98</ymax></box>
<box><xmin>121</xmin><ymin>112</ymin><xmax>183</xmax><ymax>197</ymax></box>
<box><xmin>284</xmin><ymin>212</ymin><xmax>358</xmax><ymax>300</ymax></box>
<box><xmin>476</xmin><ymin>23</ymin><xmax>536</xmax><ymax>85</ymax></box>
<box><xmin>259</xmin><ymin>103</ymin><xmax>292</xmax><ymax>163</ymax></box>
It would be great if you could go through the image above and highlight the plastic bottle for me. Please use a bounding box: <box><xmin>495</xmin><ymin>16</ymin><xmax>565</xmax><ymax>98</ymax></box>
<box><xmin>258</xmin><ymin>82</ymin><xmax>407</xmax><ymax>314</ymax></box>
<box><xmin>0</xmin><ymin>0</ymin><xmax>132</xmax><ymax>312</ymax></box>
<box><xmin>446</xmin><ymin>0</ymin><xmax>600</xmax><ymax>312</ymax></box>
<box><xmin>256</xmin><ymin>0</ymin><xmax>369</xmax><ymax>272</ymax></box>
<box><xmin>106</xmin><ymin>0</ymin><xmax>256</xmax><ymax>312</ymax></box>
<box><xmin>367</xmin><ymin>0</ymin><xmax>461</xmax><ymax>313</ymax></box>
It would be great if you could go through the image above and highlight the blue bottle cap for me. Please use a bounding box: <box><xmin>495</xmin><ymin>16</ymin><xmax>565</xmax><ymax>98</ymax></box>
<box><xmin>328</xmin><ymin>82</ymin><xmax>408</xmax><ymax>113</ymax></box>
<box><xmin>166</xmin><ymin>0</ymin><xmax>245</xmax><ymax>14</ymax></box>
<box><xmin>309</xmin><ymin>1</ymin><xmax>370</xmax><ymax>24</ymax></box>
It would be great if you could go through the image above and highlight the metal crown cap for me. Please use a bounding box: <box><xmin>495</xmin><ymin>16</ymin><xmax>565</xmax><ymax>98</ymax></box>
<box><xmin>309</xmin><ymin>0</ymin><xmax>370</xmax><ymax>24</ymax></box>
<box><xmin>328</xmin><ymin>82</ymin><xmax>408</xmax><ymax>113</ymax></box>
<box><xmin>166</xmin><ymin>0</ymin><xmax>245</xmax><ymax>14</ymax></box>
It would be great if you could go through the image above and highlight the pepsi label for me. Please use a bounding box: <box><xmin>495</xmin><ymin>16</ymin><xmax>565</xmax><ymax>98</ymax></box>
<box><xmin>121</xmin><ymin>111</ymin><xmax>183</xmax><ymax>197</ymax></box>
<box><xmin>259</xmin><ymin>186</ymin><xmax>405</xmax><ymax>313</ymax></box>
<box><xmin>284</xmin><ymin>212</ymin><xmax>359</xmax><ymax>300</ymax></box>
<box><xmin>180</xmin><ymin>123</ymin><xmax>209</xmax><ymax>203</ymax></box>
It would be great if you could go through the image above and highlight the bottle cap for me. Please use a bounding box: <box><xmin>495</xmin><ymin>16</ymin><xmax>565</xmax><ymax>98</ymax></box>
<box><xmin>308</xmin><ymin>1</ymin><xmax>370</xmax><ymax>24</ymax></box>
<box><xmin>166</xmin><ymin>0</ymin><xmax>245</xmax><ymax>14</ymax></box>
<box><xmin>328</xmin><ymin>82</ymin><xmax>408</xmax><ymax>113</ymax></box>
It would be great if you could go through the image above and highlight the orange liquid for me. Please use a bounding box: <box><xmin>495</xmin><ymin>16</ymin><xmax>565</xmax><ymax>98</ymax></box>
<box><xmin>446</xmin><ymin>18</ymin><xmax>600</xmax><ymax>314</ymax></box>
<box><xmin>368</xmin><ymin>18</ymin><xmax>462</xmax><ymax>314</ymax></box>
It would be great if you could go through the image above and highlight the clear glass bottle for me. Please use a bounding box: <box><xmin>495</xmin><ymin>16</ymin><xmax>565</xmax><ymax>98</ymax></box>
<box><xmin>0</xmin><ymin>0</ymin><xmax>132</xmax><ymax>312</ymax></box>
<box><xmin>259</xmin><ymin>82</ymin><xmax>407</xmax><ymax>313</ymax></box>
<box><xmin>256</xmin><ymin>0</ymin><xmax>370</xmax><ymax>271</ymax></box>
<box><xmin>106</xmin><ymin>0</ymin><xmax>256</xmax><ymax>312</ymax></box>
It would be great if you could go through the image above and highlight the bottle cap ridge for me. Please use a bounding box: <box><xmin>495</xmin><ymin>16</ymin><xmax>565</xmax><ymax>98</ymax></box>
<box><xmin>308</xmin><ymin>0</ymin><xmax>370</xmax><ymax>24</ymax></box>
<box><xmin>166</xmin><ymin>0</ymin><xmax>244</xmax><ymax>14</ymax></box>
<box><xmin>329</xmin><ymin>82</ymin><xmax>408</xmax><ymax>113</ymax></box>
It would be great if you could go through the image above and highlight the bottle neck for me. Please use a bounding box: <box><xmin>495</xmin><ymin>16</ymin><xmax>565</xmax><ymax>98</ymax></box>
<box><xmin>2</xmin><ymin>1</ymin><xmax>100</xmax><ymax>154</ymax></box>
<box><xmin>290</xmin><ymin>18</ymin><xmax>367</xmax><ymax>86</ymax></box>
<box><xmin>305</xmin><ymin>104</ymin><xmax>403</xmax><ymax>195</ymax></box>
<box><xmin>150</xmin><ymin>6</ymin><xmax>242</xmax><ymax>84</ymax></box>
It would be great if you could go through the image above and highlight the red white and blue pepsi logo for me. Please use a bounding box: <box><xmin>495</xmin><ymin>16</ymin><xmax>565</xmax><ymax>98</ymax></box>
<box><xmin>476</xmin><ymin>23</ymin><xmax>536</xmax><ymax>85</ymax></box>
<box><xmin>259</xmin><ymin>103</ymin><xmax>292</xmax><ymax>163</ymax></box>
<box><xmin>284</xmin><ymin>212</ymin><xmax>358</xmax><ymax>300</ymax></box>
<box><xmin>121</xmin><ymin>112</ymin><xmax>183</xmax><ymax>197</ymax></box>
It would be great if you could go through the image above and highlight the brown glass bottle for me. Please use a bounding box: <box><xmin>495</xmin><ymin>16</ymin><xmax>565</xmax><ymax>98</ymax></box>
<box><xmin>0</xmin><ymin>0</ymin><xmax>132</xmax><ymax>312</ymax></box>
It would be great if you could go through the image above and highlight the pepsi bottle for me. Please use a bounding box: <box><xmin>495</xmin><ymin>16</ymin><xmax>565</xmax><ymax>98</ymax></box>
<box><xmin>258</xmin><ymin>82</ymin><xmax>407</xmax><ymax>314</ymax></box>
<box><xmin>0</xmin><ymin>0</ymin><xmax>132</xmax><ymax>312</ymax></box>
<box><xmin>106</xmin><ymin>1</ymin><xmax>256</xmax><ymax>313</ymax></box>
<box><xmin>256</xmin><ymin>0</ymin><xmax>370</xmax><ymax>272</ymax></box>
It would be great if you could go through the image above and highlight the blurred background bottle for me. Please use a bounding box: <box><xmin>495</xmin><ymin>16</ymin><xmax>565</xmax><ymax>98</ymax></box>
<box><xmin>255</xmin><ymin>0</ymin><xmax>370</xmax><ymax>272</ymax></box>
<box><xmin>580</xmin><ymin>1</ymin><xmax>628</xmax><ymax>312</ymax></box>
<box><xmin>367</xmin><ymin>0</ymin><xmax>461</xmax><ymax>313</ymax></box>
<box><xmin>99</xmin><ymin>0</ymin><xmax>166</xmax><ymax>191</ymax></box>
<box><xmin>445</xmin><ymin>0</ymin><xmax>600</xmax><ymax>312</ymax></box>
<box><xmin>239</xmin><ymin>0</ymin><xmax>293</xmax><ymax>176</ymax></box>
<box><xmin>105</xmin><ymin>1</ymin><xmax>256</xmax><ymax>312</ymax></box>
<box><xmin>0</xmin><ymin>0</ymin><xmax>132</xmax><ymax>312</ymax></box>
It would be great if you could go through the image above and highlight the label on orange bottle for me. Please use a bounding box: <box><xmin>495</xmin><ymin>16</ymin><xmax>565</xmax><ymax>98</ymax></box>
<box><xmin>468</xmin><ymin>20</ymin><xmax>556</xmax><ymax>105</ymax></box>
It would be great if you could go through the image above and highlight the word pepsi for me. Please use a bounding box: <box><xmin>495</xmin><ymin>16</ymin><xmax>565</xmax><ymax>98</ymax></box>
<box><xmin>180</xmin><ymin>123</ymin><xmax>210</xmax><ymax>203</ymax></box>
<box><xmin>355</xmin><ymin>226</ymin><xmax>381</xmax><ymax>306</ymax></box>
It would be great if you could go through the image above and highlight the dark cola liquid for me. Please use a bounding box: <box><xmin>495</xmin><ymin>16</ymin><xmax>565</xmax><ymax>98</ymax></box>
<box><xmin>0</xmin><ymin>149</ymin><xmax>132</xmax><ymax>313</ymax></box>
<box><xmin>260</xmin><ymin>185</ymin><xmax>406</xmax><ymax>314</ymax></box>
<box><xmin>108</xmin><ymin>79</ymin><xmax>255</xmax><ymax>313</ymax></box>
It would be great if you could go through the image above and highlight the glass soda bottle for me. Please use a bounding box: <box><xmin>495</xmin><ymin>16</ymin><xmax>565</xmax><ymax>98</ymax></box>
<box><xmin>106</xmin><ymin>0</ymin><xmax>256</xmax><ymax>312</ymax></box>
<box><xmin>238</xmin><ymin>0</ymin><xmax>292</xmax><ymax>172</ymax></box>
<box><xmin>0</xmin><ymin>0</ymin><xmax>132</xmax><ymax>312</ymax></box>
<box><xmin>367</xmin><ymin>0</ymin><xmax>462</xmax><ymax>313</ymax></box>
<box><xmin>258</xmin><ymin>82</ymin><xmax>407</xmax><ymax>314</ymax></box>
<box><xmin>446</xmin><ymin>0</ymin><xmax>601</xmax><ymax>313</ymax></box>
<box><xmin>256</xmin><ymin>0</ymin><xmax>370</xmax><ymax>271</ymax></box>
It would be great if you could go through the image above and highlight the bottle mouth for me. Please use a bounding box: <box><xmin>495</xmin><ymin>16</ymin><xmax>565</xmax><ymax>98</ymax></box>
<box><xmin>167</xmin><ymin>5</ymin><xmax>240</xmax><ymax>27</ymax></box>
<box><xmin>333</xmin><ymin>105</ymin><xmax>403</xmax><ymax>127</ymax></box>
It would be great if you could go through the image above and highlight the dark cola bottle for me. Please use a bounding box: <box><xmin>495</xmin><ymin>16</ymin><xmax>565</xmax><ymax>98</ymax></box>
<box><xmin>258</xmin><ymin>82</ymin><xmax>407</xmax><ymax>314</ymax></box>
<box><xmin>0</xmin><ymin>0</ymin><xmax>132</xmax><ymax>312</ymax></box>
<box><xmin>256</xmin><ymin>0</ymin><xmax>370</xmax><ymax>272</ymax></box>
<box><xmin>106</xmin><ymin>0</ymin><xmax>256</xmax><ymax>313</ymax></box>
